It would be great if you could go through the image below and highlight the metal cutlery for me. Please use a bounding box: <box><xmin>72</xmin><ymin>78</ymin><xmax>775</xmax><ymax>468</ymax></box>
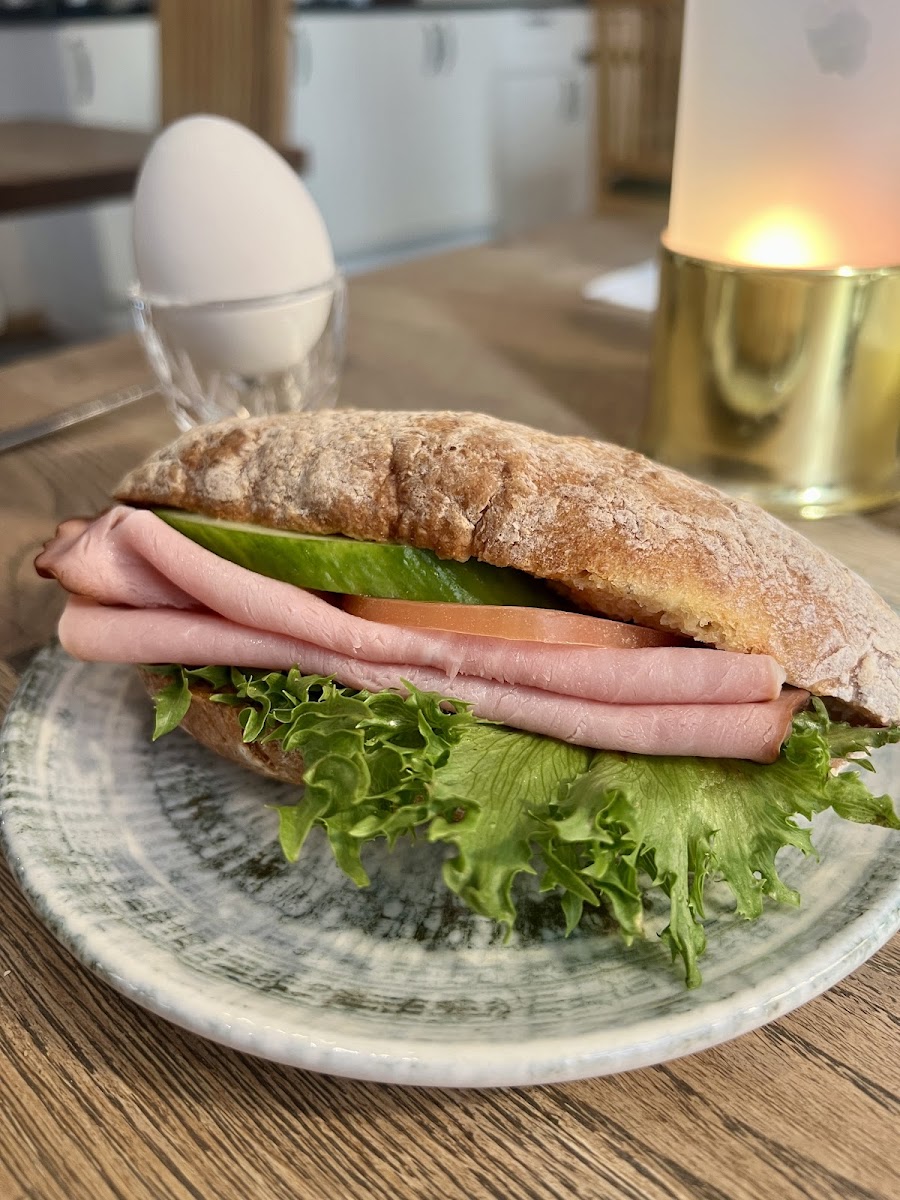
<box><xmin>0</xmin><ymin>382</ymin><xmax>156</xmax><ymax>455</ymax></box>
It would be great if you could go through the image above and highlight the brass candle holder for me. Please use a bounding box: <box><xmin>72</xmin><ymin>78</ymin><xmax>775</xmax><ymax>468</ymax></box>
<box><xmin>650</xmin><ymin>2</ymin><xmax>900</xmax><ymax>518</ymax></box>
<box><xmin>642</xmin><ymin>243</ymin><xmax>900</xmax><ymax>519</ymax></box>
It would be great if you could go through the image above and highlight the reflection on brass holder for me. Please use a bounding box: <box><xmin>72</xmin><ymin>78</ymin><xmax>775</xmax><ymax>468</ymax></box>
<box><xmin>642</xmin><ymin>242</ymin><xmax>900</xmax><ymax>518</ymax></box>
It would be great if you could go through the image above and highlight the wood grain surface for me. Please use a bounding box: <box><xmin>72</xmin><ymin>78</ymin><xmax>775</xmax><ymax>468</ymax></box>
<box><xmin>0</xmin><ymin>214</ymin><xmax>898</xmax><ymax>1200</ymax></box>
<box><xmin>0</xmin><ymin>120</ymin><xmax>154</xmax><ymax>215</ymax></box>
<box><xmin>0</xmin><ymin>119</ymin><xmax>305</xmax><ymax>216</ymax></box>
<box><xmin>159</xmin><ymin>0</ymin><xmax>291</xmax><ymax>145</ymax></box>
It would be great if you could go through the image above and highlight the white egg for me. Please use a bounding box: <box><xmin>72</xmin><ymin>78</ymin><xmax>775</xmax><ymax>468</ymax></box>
<box><xmin>134</xmin><ymin>114</ymin><xmax>334</xmax><ymax>303</ymax></box>
<box><xmin>133</xmin><ymin>115</ymin><xmax>337</xmax><ymax>377</ymax></box>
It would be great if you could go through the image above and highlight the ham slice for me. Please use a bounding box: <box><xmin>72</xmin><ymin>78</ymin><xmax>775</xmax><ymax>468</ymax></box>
<box><xmin>36</xmin><ymin>510</ymin><xmax>196</xmax><ymax>611</ymax></box>
<box><xmin>39</xmin><ymin>507</ymin><xmax>806</xmax><ymax>760</ymax></box>
<box><xmin>37</xmin><ymin>507</ymin><xmax>785</xmax><ymax>706</ymax></box>
<box><xmin>59</xmin><ymin>597</ymin><xmax>808</xmax><ymax>763</ymax></box>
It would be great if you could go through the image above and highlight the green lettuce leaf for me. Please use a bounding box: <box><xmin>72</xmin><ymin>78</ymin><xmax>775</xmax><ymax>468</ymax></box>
<box><xmin>152</xmin><ymin>668</ymin><xmax>900</xmax><ymax>987</ymax></box>
<box><xmin>427</xmin><ymin>724</ymin><xmax>592</xmax><ymax>929</ymax></box>
<box><xmin>199</xmin><ymin>666</ymin><xmax>474</xmax><ymax>886</ymax></box>
<box><xmin>149</xmin><ymin>669</ymin><xmax>191</xmax><ymax>740</ymax></box>
<box><xmin>543</xmin><ymin>698</ymin><xmax>900</xmax><ymax>986</ymax></box>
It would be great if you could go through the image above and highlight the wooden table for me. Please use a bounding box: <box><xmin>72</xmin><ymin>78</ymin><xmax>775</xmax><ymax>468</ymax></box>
<box><xmin>0</xmin><ymin>119</ymin><xmax>307</xmax><ymax>214</ymax></box>
<box><xmin>0</xmin><ymin>120</ymin><xmax>155</xmax><ymax>214</ymax></box>
<box><xmin>1</xmin><ymin>214</ymin><xmax>898</xmax><ymax>1200</ymax></box>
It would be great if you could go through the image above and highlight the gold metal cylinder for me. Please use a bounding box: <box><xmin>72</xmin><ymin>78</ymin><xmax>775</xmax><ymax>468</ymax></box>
<box><xmin>643</xmin><ymin>243</ymin><xmax>900</xmax><ymax>518</ymax></box>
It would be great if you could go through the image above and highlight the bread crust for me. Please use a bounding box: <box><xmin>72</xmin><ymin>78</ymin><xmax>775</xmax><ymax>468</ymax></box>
<box><xmin>119</xmin><ymin>411</ymin><xmax>900</xmax><ymax>725</ymax></box>
<box><xmin>139</xmin><ymin>669</ymin><xmax>304</xmax><ymax>784</ymax></box>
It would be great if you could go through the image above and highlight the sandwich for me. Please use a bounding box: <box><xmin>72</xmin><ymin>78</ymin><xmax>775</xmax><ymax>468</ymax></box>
<box><xmin>35</xmin><ymin>410</ymin><xmax>900</xmax><ymax>985</ymax></box>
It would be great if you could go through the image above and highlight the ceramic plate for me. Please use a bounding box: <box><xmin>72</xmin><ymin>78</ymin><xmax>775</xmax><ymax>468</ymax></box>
<box><xmin>2</xmin><ymin>643</ymin><xmax>900</xmax><ymax>1088</ymax></box>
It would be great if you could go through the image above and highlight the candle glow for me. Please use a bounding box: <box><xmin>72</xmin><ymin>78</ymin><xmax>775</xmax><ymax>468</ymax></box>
<box><xmin>728</xmin><ymin>207</ymin><xmax>836</xmax><ymax>269</ymax></box>
<box><xmin>664</xmin><ymin>4</ymin><xmax>900</xmax><ymax>270</ymax></box>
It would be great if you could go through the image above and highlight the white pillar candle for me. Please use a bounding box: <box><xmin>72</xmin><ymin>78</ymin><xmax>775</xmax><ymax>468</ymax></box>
<box><xmin>666</xmin><ymin>0</ymin><xmax>900</xmax><ymax>269</ymax></box>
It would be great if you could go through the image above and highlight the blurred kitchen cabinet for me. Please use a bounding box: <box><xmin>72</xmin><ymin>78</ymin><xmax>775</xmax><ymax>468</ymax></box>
<box><xmin>493</xmin><ymin>69</ymin><xmax>594</xmax><ymax>237</ymax></box>
<box><xmin>5</xmin><ymin>4</ymin><xmax>594</xmax><ymax>331</ymax></box>
<box><xmin>396</xmin><ymin>15</ymin><xmax>497</xmax><ymax>244</ymax></box>
<box><xmin>290</xmin><ymin>12</ymin><xmax>497</xmax><ymax>265</ymax></box>
<box><xmin>496</xmin><ymin>6</ymin><xmax>594</xmax><ymax>73</ymax></box>
<box><xmin>0</xmin><ymin>27</ymin><xmax>70</xmax><ymax>117</ymax></box>
<box><xmin>24</xmin><ymin>18</ymin><xmax>159</xmax><ymax>338</ymax></box>
<box><xmin>54</xmin><ymin>17</ymin><xmax>159</xmax><ymax>129</ymax></box>
<box><xmin>287</xmin><ymin>14</ymin><xmax>374</xmax><ymax>261</ymax></box>
<box><xmin>493</xmin><ymin>8</ymin><xmax>595</xmax><ymax>236</ymax></box>
<box><xmin>0</xmin><ymin>30</ymin><xmax>28</xmax><ymax>114</ymax></box>
<box><xmin>0</xmin><ymin>29</ymin><xmax>60</xmax><ymax>328</ymax></box>
<box><xmin>290</xmin><ymin>7</ymin><xmax>592</xmax><ymax>263</ymax></box>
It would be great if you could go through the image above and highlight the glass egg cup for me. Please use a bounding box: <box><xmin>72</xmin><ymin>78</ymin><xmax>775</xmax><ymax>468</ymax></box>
<box><xmin>131</xmin><ymin>275</ymin><xmax>346</xmax><ymax>430</ymax></box>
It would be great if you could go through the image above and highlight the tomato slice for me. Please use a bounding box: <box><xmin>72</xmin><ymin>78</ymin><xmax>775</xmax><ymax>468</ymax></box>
<box><xmin>343</xmin><ymin>596</ymin><xmax>690</xmax><ymax>648</ymax></box>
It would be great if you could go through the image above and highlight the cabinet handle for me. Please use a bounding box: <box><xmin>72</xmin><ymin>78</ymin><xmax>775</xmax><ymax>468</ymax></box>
<box><xmin>66</xmin><ymin>36</ymin><xmax>94</xmax><ymax>107</ymax></box>
<box><xmin>560</xmin><ymin>77</ymin><xmax>581</xmax><ymax>122</ymax></box>
<box><xmin>423</xmin><ymin>22</ymin><xmax>444</xmax><ymax>76</ymax></box>
<box><xmin>423</xmin><ymin>22</ymin><xmax>456</xmax><ymax>76</ymax></box>
<box><xmin>292</xmin><ymin>26</ymin><xmax>313</xmax><ymax>87</ymax></box>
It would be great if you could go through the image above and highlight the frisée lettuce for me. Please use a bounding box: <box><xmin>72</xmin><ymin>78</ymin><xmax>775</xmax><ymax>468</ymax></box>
<box><xmin>151</xmin><ymin>666</ymin><xmax>900</xmax><ymax>986</ymax></box>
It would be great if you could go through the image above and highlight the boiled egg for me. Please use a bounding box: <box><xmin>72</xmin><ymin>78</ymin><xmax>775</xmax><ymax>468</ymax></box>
<box><xmin>133</xmin><ymin>115</ymin><xmax>336</xmax><ymax>375</ymax></box>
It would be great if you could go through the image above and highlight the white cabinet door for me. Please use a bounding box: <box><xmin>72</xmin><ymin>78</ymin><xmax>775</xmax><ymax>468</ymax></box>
<box><xmin>0</xmin><ymin>19</ymin><xmax>160</xmax><ymax>125</ymax></box>
<box><xmin>492</xmin><ymin>7</ymin><xmax>596</xmax><ymax>237</ymax></box>
<box><xmin>288</xmin><ymin>15</ymin><xmax>374</xmax><ymax>262</ymax></box>
<box><xmin>56</xmin><ymin>14</ymin><xmax>159</xmax><ymax>327</ymax></box>
<box><xmin>570</xmin><ymin>61</ymin><xmax>597</xmax><ymax>217</ymax></box>
<box><xmin>0</xmin><ymin>28</ymin><xmax>71</xmax><ymax>329</ymax></box>
<box><xmin>56</xmin><ymin>17</ymin><xmax>159</xmax><ymax>129</ymax></box>
<box><xmin>0</xmin><ymin>29</ymin><xmax>31</xmax><ymax>115</ymax></box>
<box><xmin>387</xmin><ymin>13</ymin><xmax>497</xmax><ymax>243</ymax></box>
<box><xmin>496</xmin><ymin>7</ymin><xmax>593</xmax><ymax>73</ymax></box>
<box><xmin>493</xmin><ymin>68</ymin><xmax>595</xmax><ymax>238</ymax></box>
<box><xmin>0</xmin><ymin>27</ymin><xmax>72</xmax><ymax>118</ymax></box>
<box><xmin>0</xmin><ymin>33</ymin><xmax>20</xmax><ymax>116</ymax></box>
<box><xmin>290</xmin><ymin>13</ymin><xmax>496</xmax><ymax>265</ymax></box>
<box><xmin>25</xmin><ymin>18</ymin><xmax>160</xmax><ymax>337</ymax></box>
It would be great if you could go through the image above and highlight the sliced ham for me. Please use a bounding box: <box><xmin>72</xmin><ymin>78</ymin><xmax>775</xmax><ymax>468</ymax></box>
<box><xmin>38</xmin><ymin>507</ymin><xmax>786</xmax><ymax>706</ymax></box>
<box><xmin>41</xmin><ymin>507</ymin><xmax>805</xmax><ymax>761</ymax></box>
<box><xmin>59</xmin><ymin>597</ymin><xmax>808</xmax><ymax>763</ymax></box>
<box><xmin>36</xmin><ymin>510</ymin><xmax>196</xmax><ymax>611</ymax></box>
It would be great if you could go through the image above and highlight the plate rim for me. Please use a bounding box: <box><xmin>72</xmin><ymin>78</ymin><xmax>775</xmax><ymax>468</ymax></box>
<box><xmin>2</xmin><ymin>643</ymin><xmax>900</xmax><ymax>1088</ymax></box>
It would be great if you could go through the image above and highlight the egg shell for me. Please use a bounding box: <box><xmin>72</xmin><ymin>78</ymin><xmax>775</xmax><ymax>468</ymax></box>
<box><xmin>134</xmin><ymin>115</ymin><xmax>335</xmax><ymax>304</ymax></box>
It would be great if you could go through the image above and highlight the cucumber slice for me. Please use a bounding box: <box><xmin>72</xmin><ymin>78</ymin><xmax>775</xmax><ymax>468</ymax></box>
<box><xmin>155</xmin><ymin>509</ymin><xmax>560</xmax><ymax>606</ymax></box>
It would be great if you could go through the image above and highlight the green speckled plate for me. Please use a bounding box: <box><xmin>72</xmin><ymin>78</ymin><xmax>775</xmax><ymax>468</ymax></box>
<box><xmin>2</xmin><ymin>643</ymin><xmax>900</xmax><ymax>1087</ymax></box>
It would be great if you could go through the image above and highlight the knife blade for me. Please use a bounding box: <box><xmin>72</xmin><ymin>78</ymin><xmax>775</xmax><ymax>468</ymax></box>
<box><xmin>0</xmin><ymin>383</ymin><xmax>157</xmax><ymax>455</ymax></box>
